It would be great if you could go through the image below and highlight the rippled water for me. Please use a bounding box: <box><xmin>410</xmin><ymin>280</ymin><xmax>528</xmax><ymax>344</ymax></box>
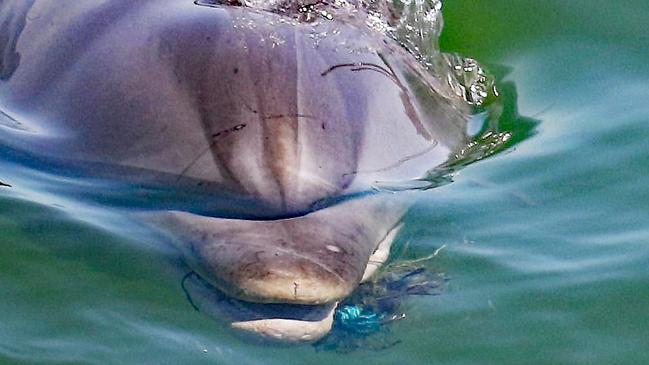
<box><xmin>2</xmin><ymin>0</ymin><xmax>649</xmax><ymax>364</ymax></box>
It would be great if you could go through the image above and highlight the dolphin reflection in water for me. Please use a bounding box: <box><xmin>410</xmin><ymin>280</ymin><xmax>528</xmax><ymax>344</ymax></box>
<box><xmin>0</xmin><ymin>0</ymin><xmax>475</xmax><ymax>341</ymax></box>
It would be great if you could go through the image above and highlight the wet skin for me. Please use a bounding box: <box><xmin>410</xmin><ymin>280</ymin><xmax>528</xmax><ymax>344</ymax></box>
<box><xmin>0</xmin><ymin>0</ymin><xmax>471</xmax><ymax>338</ymax></box>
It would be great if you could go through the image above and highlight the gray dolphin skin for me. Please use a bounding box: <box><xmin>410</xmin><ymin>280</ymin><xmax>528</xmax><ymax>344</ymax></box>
<box><xmin>0</xmin><ymin>0</ymin><xmax>471</xmax><ymax>341</ymax></box>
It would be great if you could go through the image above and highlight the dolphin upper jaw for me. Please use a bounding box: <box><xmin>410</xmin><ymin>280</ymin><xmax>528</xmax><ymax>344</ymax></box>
<box><xmin>216</xmin><ymin>219</ymin><xmax>405</xmax><ymax>305</ymax></box>
<box><xmin>231</xmin><ymin>265</ymin><xmax>351</xmax><ymax>305</ymax></box>
<box><xmin>157</xmin><ymin>194</ymin><xmax>409</xmax><ymax>303</ymax></box>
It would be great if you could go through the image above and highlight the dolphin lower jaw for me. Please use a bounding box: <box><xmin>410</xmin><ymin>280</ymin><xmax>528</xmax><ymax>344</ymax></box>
<box><xmin>230</xmin><ymin>302</ymin><xmax>338</xmax><ymax>342</ymax></box>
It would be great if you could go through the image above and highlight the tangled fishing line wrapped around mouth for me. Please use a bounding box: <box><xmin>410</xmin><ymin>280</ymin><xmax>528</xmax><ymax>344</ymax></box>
<box><xmin>315</xmin><ymin>259</ymin><xmax>447</xmax><ymax>352</ymax></box>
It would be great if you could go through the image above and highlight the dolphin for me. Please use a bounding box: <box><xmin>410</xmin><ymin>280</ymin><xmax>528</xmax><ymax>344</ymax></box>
<box><xmin>0</xmin><ymin>0</ymin><xmax>472</xmax><ymax>341</ymax></box>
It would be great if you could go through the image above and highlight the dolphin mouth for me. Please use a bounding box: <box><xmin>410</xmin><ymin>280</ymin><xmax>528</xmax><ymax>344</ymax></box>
<box><xmin>149</xmin><ymin>194</ymin><xmax>409</xmax><ymax>341</ymax></box>
<box><xmin>182</xmin><ymin>272</ymin><xmax>338</xmax><ymax>342</ymax></box>
<box><xmin>179</xmin><ymin>223</ymin><xmax>402</xmax><ymax>342</ymax></box>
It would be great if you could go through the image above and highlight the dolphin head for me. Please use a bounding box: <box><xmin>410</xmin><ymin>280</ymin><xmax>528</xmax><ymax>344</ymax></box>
<box><xmin>0</xmin><ymin>0</ymin><xmax>471</xmax><ymax>342</ymax></box>
<box><xmin>143</xmin><ymin>6</ymin><xmax>470</xmax><ymax>341</ymax></box>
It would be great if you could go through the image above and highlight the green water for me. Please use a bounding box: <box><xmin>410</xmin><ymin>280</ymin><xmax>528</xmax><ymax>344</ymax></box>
<box><xmin>2</xmin><ymin>0</ymin><xmax>649</xmax><ymax>364</ymax></box>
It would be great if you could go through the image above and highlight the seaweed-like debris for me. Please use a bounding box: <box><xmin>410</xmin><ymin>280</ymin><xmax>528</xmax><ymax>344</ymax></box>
<box><xmin>314</xmin><ymin>247</ymin><xmax>448</xmax><ymax>352</ymax></box>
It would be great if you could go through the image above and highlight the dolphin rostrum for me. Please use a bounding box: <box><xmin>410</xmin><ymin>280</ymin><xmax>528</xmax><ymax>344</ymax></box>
<box><xmin>0</xmin><ymin>0</ymin><xmax>472</xmax><ymax>341</ymax></box>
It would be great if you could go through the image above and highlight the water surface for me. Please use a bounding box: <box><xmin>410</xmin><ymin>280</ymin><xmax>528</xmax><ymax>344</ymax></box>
<box><xmin>2</xmin><ymin>0</ymin><xmax>649</xmax><ymax>364</ymax></box>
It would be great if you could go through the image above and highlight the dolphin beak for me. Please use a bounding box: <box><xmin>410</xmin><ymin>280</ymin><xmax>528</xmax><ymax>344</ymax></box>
<box><xmin>159</xmin><ymin>195</ymin><xmax>407</xmax><ymax>304</ymax></box>
<box><xmin>148</xmin><ymin>194</ymin><xmax>409</xmax><ymax>341</ymax></box>
<box><xmin>181</xmin><ymin>270</ymin><xmax>339</xmax><ymax>342</ymax></box>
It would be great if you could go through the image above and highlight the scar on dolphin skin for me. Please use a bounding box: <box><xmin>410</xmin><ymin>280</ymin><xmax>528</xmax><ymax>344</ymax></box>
<box><xmin>241</xmin><ymin>102</ymin><xmax>320</xmax><ymax>123</ymax></box>
<box><xmin>176</xmin><ymin>110</ymin><xmax>322</xmax><ymax>185</ymax></box>
<box><xmin>341</xmin><ymin>142</ymin><xmax>439</xmax><ymax>178</ymax></box>
<box><xmin>321</xmin><ymin>62</ymin><xmax>398</xmax><ymax>83</ymax></box>
<box><xmin>211</xmin><ymin>123</ymin><xmax>247</xmax><ymax>139</ymax></box>
<box><xmin>174</xmin><ymin>123</ymin><xmax>248</xmax><ymax>184</ymax></box>
<box><xmin>0</xmin><ymin>109</ymin><xmax>28</xmax><ymax>131</ymax></box>
<box><xmin>321</xmin><ymin>55</ymin><xmax>433</xmax><ymax>142</ymax></box>
<box><xmin>181</xmin><ymin>271</ymin><xmax>201</xmax><ymax>311</ymax></box>
<box><xmin>263</xmin><ymin>114</ymin><xmax>318</xmax><ymax>121</ymax></box>
<box><xmin>322</xmin><ymin>59</ymin><xmax>444</xmax><ymax>178</ymax></box>
<box><xmin>242</xmin><ymin>103</ymin><xmax>319</xmax><ymax>122</ymax></box>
